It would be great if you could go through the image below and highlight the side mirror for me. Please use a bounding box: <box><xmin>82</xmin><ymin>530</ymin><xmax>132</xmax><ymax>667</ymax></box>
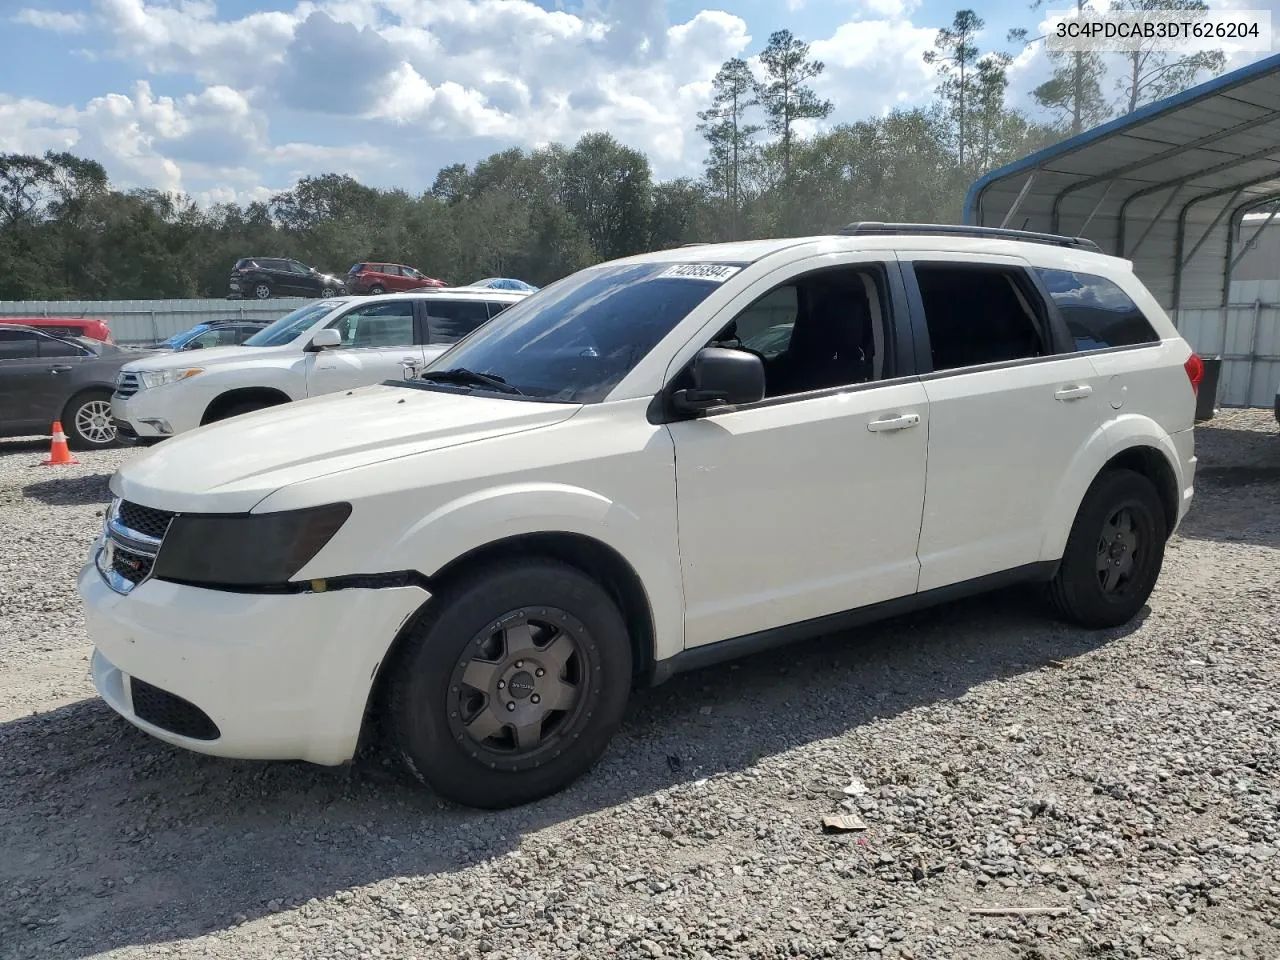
<box><xmin>306</xmin><ymin>327</ymin><xmax>343</xmax><ymax>352</ymax></box>
<box><xmin>672</xmin><ymin>346</ymin><xmax>765</xmax><ymax>415</ymax></box>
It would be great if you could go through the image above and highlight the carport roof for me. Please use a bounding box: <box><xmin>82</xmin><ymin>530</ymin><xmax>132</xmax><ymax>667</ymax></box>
<box><xmin>964</xmin><ymin>52</ymin><xmax>1280</xmax><ymax>312</ymax></box>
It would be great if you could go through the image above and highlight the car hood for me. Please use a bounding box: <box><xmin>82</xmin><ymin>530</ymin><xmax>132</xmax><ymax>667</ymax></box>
<box><xmin>120</xmin><ymin>343</ymin><xmax>292</xmax><ymax>370</ymax></box>
<box><xmin>110</xmin><ymin>384</ymin><xmax>582</xmax><ymax>513</ymax></box>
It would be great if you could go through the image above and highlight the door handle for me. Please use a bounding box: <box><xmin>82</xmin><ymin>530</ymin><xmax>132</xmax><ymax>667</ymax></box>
<box><xmin>49</xmin><ymin>364</ymin><xmax>72</xmax><ymax>374</ymax></box>
<box><xmin>867</xmin><ymin>413</ymin><xmax>921</xmax><ymax>433</ymax></box>
<box><xmin>1054</xmin><ymin>384</ymin><xmax>1093</xmax><ymax>401</ymax></box>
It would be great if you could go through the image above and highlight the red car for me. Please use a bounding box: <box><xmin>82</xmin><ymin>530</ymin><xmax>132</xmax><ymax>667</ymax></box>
<box><xmin>346</xmin><ymin>262</ymin><xmax>447</xmax><ymax>295</ymax></box>
<box><xmin>0</xmin><ymin>316</ymin><xmax>114</xmax><ymax>343</ymax></box>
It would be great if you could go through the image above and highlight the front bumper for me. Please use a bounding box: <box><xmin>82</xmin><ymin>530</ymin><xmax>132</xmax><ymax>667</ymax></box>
<box><xmin>79</xmin><ymin>557</ymin><xmax>429</xmax><ymax>765</ymax></box>
<box><xmin>111</xmin><ymin>387</ymin><xmax>208</xmax><ymax>438</ymax></box>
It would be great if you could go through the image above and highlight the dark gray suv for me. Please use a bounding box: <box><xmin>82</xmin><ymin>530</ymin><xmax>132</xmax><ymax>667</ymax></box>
<box><xmin>0</xmin><ymin>326</ymin><xmax>158</xmax><ymax>448</ymax></box>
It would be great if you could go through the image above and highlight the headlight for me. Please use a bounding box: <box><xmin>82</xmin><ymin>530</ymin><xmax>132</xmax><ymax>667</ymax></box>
<box><xmin>151</xmin><ymin>503</ymin><xmax>352</xmax><ymax>588</ymax></box>
<box><xmin>138</xmin><ymin>368</ymin><xmax>204</xmax><ymax>390</ymax></box>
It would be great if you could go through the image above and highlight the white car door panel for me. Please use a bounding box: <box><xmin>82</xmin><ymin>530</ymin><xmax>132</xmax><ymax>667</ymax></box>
<box><xmin>305</xmin><ymin>301</ymin><xmax>425</xmax><ymax>397</ymax></box>
<box><xmin>668</xmin><ymin>256</ymin><xmax>929</xmax><ymax>650</ymax></box>
<box><xmin>901</xmin><ymin>253</ymin><xmax>1104</xmax><ymax>593</ymax></box>
<box><xmin>671</xmin><ymin>381</ymin><xmax>930</xmax><ymax>648</ymax></box>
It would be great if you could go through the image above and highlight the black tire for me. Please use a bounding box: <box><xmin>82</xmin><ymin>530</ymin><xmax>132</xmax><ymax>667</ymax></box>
<box><xmin>369</xmin><ymin>284</ymin><xmax>386</xmax><ymax>295</ymax></box>
<box><xmin>1047</xmin><ymin>469</ymin><xmax>1167</xmax><ymax>629</ymax></box>
<box><xmin>63</xmin><ymin>390</ymin><xmax>118</xmax><ymax>450</ymax></box>
<box><xmin>320</xmin><ymin>287</ymin><xmax>337</xmax><ymax>298</ymax></box>
<box><xmin>252</xmin><ymin>281</ymin><xmax>272</xmax><ymax>300</ymax></box>
<box><xmin>385</xmin><ymin>559</ymin><xmax>632</xmax><ymax>809</ymax></box>
<box><xmin>207</xmin><ymin>398</ymin><xmax>280</xmax><ymax>423</ymax></box>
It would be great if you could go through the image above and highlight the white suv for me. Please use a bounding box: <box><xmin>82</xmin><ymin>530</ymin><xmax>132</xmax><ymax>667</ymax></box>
<box><xmin>79</xmin><ymin>224</ymin><xmax>1200</xmax><ymax>809</ymax></box>
<box><xmin>110</xmin><ymin>288</ymin><xmax>528</xmax><ymax>442</ymax></box>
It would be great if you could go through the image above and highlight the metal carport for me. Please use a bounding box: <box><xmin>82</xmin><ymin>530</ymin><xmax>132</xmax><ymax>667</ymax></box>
<box><xmin>964</xmin><ymin>52</ymin><xmax>1280</xmax><ymax>407</ymax></box>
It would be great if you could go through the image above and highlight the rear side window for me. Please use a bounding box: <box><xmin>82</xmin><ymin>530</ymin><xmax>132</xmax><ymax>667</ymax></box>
<box><xmin>912</xmin><ymin>263</ymin><xmax>1049</xmax><ymax>372</ymax></box>
<box><xmin>1035</xmin><ymin>268</ymin><xmax>1160</xmax><ymax>352</ymax></box>
<box><xmin>426</xmin><ymin>299</ymin><xmax>492</xmax><ymax>344</ymax></box>
<box><xmin>0</xmin><ymin>328</ymin><xmax>40</xmax><ymax>360</ymax></box>
<box><xmin>485</xmin><ymin>301</ymin><xmax>512</xmax><ymax>318</ymax></box>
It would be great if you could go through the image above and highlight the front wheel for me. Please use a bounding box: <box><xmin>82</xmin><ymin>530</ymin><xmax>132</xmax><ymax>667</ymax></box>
<box><xmin>385</xmin><ymin>559</ymin><xmax>633</xmax><ymax>808</ymax></box>
<box><xmin>64</xmin><ymin>392</ymin><xmax>118</xmax><ymax>449</ymax></box>
<box><xmin>320</xmin><ymin>287</ymin><xmax>337</xmax><ymax>298</ymax></box>
<box><xmin>1047</xmin><ymin>469</ymin><xmax>1167</xmax><ymax>629</ymax></box>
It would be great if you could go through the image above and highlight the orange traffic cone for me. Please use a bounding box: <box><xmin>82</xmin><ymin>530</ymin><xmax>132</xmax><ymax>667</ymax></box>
<box><xmin>42</xmin><ymin>420</ymin><xmax>78</xmax><ymax>466</ymax></box>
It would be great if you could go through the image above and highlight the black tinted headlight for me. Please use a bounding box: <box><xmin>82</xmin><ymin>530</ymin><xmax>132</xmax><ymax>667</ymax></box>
<box><xmin>152</xmin><ymin>503</ymin><xmax>352</xmax><ymax>588</ymax></box>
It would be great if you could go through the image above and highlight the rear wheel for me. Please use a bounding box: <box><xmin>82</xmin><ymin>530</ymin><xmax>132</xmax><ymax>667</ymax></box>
<box><xmin>320</xmin><ymin>287</ymin><xmax>337</xmax><ymax>298</ymax></box>
<box><xmin>385</xmin><ymin>559</ymin><xmax>632</xmax><ymax>809</ymax></box>
<box><xmin>253</xmin><ymin>281</ymin><xmax>272</xmax><ymax>300</ymax></box>
<box><xmin>1047</xmin><ymin>469</ymin><xmax>1166</xmax><ymax>628</ymax></box>
<box><xmin>369</xmin><ymin>284</ymin><xmax>386</xmax><ymax>295</ymax></box>
<box><xmin>64</xmin><ymin>391</ymin><xmax>118</xmax><ymax>449</ymax></box>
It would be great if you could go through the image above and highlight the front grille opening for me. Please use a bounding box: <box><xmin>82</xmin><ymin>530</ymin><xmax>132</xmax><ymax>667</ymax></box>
<box><xmin>129</xmin><ymin>678</ymin><xmax>220</xmax><ymax>740</ymax></box>
<box><xmin>114</xmin><ymin>373</ymin><xmax>140</xmax><ymax>399</ymax></box>
<box><xmin>110</xmin><ymin>546</ymin><xmax>155</xmax><ymax>586</ymax></box>
<box><xmin>118</xmin><ymin>501</ymin><xmax>175</xmax><ymax>540</ymax></box>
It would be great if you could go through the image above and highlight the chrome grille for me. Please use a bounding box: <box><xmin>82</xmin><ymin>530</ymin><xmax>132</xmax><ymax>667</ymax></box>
<box><xmin>97</xmin><ymin>498</ymin><xmax>170</xmax><ymax>595</ymax></box>
<box><xmin>114</xmin><ymin>371</ymin><xmax>140</xmax><ymax>399</ymax></box>
<box><xmin>109</xmin><ymin>544</ymin><xmax>155</xmax><ymax>586</ymax></box>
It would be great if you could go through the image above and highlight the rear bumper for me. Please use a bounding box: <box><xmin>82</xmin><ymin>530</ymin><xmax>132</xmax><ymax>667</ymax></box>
<box><xmin>1171</xmin><ymin>427</ymin><xmax>1196</xmax><ymax>535</ymax></box>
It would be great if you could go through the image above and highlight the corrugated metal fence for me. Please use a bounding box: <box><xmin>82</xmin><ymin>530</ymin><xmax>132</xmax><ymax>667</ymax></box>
<box><xmin>1</xmin><ymin>290</ymin><xmax>1276</xmax><ymax>408</ymax></box>
<box><xmin>1176</xmin><ymin>280</ymin><xmax>1280</xmax><ymax>409</ymax></box>
<box><xmin>0</xmin><ymin>298</ymin><xmax>309</xmax><ymax>346</ymax></box>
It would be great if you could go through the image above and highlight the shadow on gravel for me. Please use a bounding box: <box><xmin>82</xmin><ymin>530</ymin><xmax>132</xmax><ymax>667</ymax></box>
<box><xmin>20</xmin><ymin>473</ymin><xmax>114</xmax><ymax>507</ymax></box>
<box><xmin>1</xmin><ymin>588</ymin><xmax>1137</xmax><ymax>960</ymax></box>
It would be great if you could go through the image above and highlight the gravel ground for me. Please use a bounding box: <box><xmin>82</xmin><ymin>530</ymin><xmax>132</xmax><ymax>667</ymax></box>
<box><xmin>1</xmin><ymin>410</ymin><xmax>1278</xmax><ymax>960</ymax></box>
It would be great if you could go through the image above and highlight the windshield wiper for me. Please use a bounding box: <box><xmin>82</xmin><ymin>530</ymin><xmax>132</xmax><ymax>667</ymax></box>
<box><xmin>416</xmin><ymin>367</ymin><xmax>526</xmax><ymax>396</ymax></box>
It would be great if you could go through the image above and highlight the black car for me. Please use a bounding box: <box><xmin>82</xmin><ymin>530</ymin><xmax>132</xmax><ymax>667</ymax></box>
<box><xmin>156</xmin><ymin>319</ymin><xmax>270</xmax><ymax>350</ymax></box>
<box><xmin>228</xmin><ymin>258</ymin><xmax>346</xmax><ymax>300</ymax></box>
<box><xmin>0</xmin><ymin>325</ymin><xmax>159</xmax><ymax>449</ymax></box>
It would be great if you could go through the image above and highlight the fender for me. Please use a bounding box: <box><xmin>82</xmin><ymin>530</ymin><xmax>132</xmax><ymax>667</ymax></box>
<box><xmin>1038</xmin><ymin>413</ymin><xmax>1182</xmax><ymax>562</ymax></box>
<box><xmin>380</xmin><ymin>481</ymin><xmax>684</xmax><ymax>661</ymax></box>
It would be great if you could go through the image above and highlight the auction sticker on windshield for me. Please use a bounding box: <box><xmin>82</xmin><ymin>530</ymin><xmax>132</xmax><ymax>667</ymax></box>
<box><xmin>660</xmin><ymin>263</ymin><xmax>742</xmax><ymax>282</ymax></box>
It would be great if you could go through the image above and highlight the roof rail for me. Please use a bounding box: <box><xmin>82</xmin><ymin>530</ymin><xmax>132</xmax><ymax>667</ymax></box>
<box><xmin>836</xmin><ymin>221</ymin><xmax>1102</xmax><ymax>253</ymax></box>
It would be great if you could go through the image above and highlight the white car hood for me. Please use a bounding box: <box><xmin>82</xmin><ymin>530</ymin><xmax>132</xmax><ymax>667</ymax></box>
<box><xmin>122</xmin><ymin>344</ymin><xmax>293</xmax><ymax>370</ymax></box>
<box><xmin>111</xmin><ymin>384</ymin><xmax>582</xmax><ymax>513</ymax></box>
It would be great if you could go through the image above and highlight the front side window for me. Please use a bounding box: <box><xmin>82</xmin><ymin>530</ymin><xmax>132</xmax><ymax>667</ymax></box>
<box><xmin>1035</xmin><ymin>268</ymin><xmax>1160</xmax><ymax>352</ymax></box>
<box><xmin>417</xmin><ymin>261</ymin><xmax>742</xmax><ymax>402</ymax></box>
<box><xmin>327</xmin><ymin>301</ymin><xmax>416</xmax><ymax>348</ymax></box>
<box><xmin>38</xmin><ymin>334</ymin><xmax>88</xmax><ymax>358</ymax></box>
<box><xmin>913</xmin><ymin>263</ymin><xmax>1049</xmax><ymax>372</ymax></box>
<box><xmin>242</xmin><ymin>300</ymin><xmax>345</xmax><ymax>347</ymax></box>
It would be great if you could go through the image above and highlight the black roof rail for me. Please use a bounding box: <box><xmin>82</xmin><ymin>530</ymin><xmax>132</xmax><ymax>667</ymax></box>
<box><xmin>836</xmin><ymin>221</ymin><xmax>1102</xmax><ymax>253</ymax></box>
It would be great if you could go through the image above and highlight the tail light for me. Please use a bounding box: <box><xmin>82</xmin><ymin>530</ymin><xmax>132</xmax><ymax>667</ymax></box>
<box><xmin>1184</xmin><ymin>352</ymin><xmax>1204</xmax><ymax>396</ymax></box>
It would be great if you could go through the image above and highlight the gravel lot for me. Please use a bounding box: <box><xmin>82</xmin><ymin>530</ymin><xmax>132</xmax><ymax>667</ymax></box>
<box><xmin>1</xmin><ymin>410</ymin><xmax>1278</xmax><ymax>960</ymax></box>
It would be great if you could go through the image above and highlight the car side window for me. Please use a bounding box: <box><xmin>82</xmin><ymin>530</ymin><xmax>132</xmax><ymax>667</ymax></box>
<box><xmin>38</xmin><ymin>335</ymin><xmax>88</xmax><ymax>358</ymax></box>
<box><xmin>326</xmin><ymin>302</ymin><xmax>416</xmax><ymax>348</ymax></box>
<box><xmin>912</xmin><ymin>263</ymin><xmax>1049</xmax><ymax>372</ymax></box>
<box><xmin>289</xmin><ymin>261</ymin><xmax>310</xmax><ymax>275</ymax></box>
<box><xmin>1035</xmin><ymin>268</ymin><xmax>1161</xmax><ymax>352</ymax></box>
<box><xmin>0</xmin><ymin>328</ymin><xmax>41</xmax><ymax>360</ymax></box>
<box><xmin>485</xmin><ymin>301</ymin><xmax>512</xmax><ymax>319</ymax></box>
<box><xmin>426</xmin><ymin>300</ymin><xmax>492</xmax><ymax>344</ymax></box>
<box><xmin>688</xmin><ymin>264</ymin><xmax>889</xmax><ymax>399</ymax></box>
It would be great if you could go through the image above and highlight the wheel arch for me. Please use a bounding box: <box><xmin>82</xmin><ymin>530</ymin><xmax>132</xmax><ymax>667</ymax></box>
<box><xmin>1039</xmin><ymin>419</ymin><xmax>1183</xmax><ymax>562</ymax></box>
<box><xmin>200</xmin><ymin>386</ymin><xmax>293</xmax><ymax>425</ymax></box>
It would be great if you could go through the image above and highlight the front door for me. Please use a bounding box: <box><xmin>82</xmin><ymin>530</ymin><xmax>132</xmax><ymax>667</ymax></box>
<box><xmin>899</xmin><ymin>253</ymin><xmax>1105</xmax><ymax>592</ymax></box>
<box><xmin>667</xmin><ymin>259</ymin><xmax>931</xmax><ymax>648</ymax></box>
<box><xmin>305</xmin><ymin>300</ymin><xmax>425</xmax><ymax>396</ymax></box>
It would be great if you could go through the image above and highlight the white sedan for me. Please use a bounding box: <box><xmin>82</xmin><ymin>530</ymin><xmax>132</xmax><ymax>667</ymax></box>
<box><xmin>111</xmin><ymin>288</ymin><xmax>528</xmax><ymax>442</ymax></box>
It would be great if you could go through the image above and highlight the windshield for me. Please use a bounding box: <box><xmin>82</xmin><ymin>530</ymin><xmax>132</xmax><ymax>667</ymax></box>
<box><xmin>416</xmin><ymin>260</ymin><xmax>741</xmax><ymax>403</ymax></box>
<box><xmin>243</xmin><ymin>300</ymin><xmax>346</xmax><ymax>347</ymax></box>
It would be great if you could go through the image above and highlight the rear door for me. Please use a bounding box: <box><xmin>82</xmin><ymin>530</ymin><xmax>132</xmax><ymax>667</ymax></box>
<box><xmin>304</xmin><ymin>299</ymin><xmax>425</xmax><ymax>395</ymax></box>
<box><xmin>899</xmin><ymin>253</ymin><xmax>1103</xmax><ymax>592</ymax></box>
<box><xmin>0</xmin><ymin>328</ymin><xmax>46</xmax><ymax>427</ymax></box>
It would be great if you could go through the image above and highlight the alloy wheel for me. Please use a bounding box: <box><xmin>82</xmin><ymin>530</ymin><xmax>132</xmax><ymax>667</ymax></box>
<box><xmin>75</xmin><ymin>400</ymin><xmax>116</xmax><ymax>446</ymax></box>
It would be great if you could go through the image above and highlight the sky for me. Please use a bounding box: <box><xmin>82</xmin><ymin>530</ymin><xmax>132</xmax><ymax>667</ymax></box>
<box><xmin>0</xmin><ymin>0</ymin><xmax>1276</xmax><ymax>207</ymax></box>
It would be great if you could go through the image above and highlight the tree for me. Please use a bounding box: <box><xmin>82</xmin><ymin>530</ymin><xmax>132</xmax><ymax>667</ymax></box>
<box><xmin>973</xmin><ymin>53</ymin><xmax>1015</xmax><ymax>172</ymax></box>
<box><xmin>1110</xmin><ymin>0</ymin><xmax>1225</xmax><ymax>114</ymax></box>
<box><xmin>925</xmin><ymin>10</ymin><xmax>984</xmax><ymax>170</ymax></box>
<box><xmin>756</xmin><ymin>30</ymin><xmax>832</xmax><ymax>187</ymax></box>
<box><xmin>1010</xmin><ymin>0</ymin><xmax>1110</xmax><ymax>137</ymax></box>
<box><xmin>697</xmin><ymin>58</ymin><xmax>761</xmax><ymax>239</ymax></box>
<box><xmin>562</xmin><ymin>132</ymin><xmax>654</xmax><ymax>261</ymax></box>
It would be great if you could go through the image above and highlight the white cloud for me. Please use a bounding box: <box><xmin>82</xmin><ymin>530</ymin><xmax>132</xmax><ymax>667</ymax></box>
<box><xmin>13</xmin><ymin>8</ymin><xmax>87</xmax><ymax>32</ymax></box>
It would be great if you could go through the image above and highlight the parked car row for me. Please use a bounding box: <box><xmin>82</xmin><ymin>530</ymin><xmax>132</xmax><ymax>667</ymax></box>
<box><xmin>77</xmin><ymin>224</ymin><xmax>1206</xmax><ymax>812</ymax></box>
<box><xmin>227</xmin><ymin>255</ymin><xmax>537</xmax><ymax>300</ymax></box>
